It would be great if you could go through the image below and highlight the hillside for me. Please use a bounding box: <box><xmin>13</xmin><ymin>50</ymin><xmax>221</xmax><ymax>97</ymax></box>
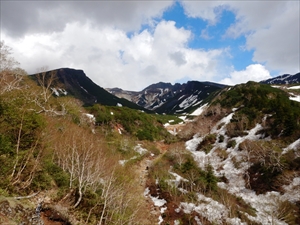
<box><xmin>145</xmin><ymin>81</ymin><xmax>300</xmax><ymax>224</ymax></box>
<box><xmin>1</xmin><ymin>44</ymin><xmax>299</xmax><ymax>224</ymax></box>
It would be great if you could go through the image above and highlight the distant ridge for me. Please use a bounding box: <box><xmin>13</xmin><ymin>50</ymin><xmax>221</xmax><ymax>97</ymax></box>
<box><xmin>260</xmin><ymin>72</ymin><xmax>300</xmax><ymax>85</ymax></box>
<box><xmin>108</xmin><ymin>81</ymin><xmax>226</xmax><ymax>114</ymax></box>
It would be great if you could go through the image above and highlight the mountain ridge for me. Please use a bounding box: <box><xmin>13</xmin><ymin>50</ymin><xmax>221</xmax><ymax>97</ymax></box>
<box><xmin>30</xmin><ymin>68</ymin><xmax>300</xmax><ymax>115</ymax></box>
<box><xmin>107</xmin><ymin>81</ymin><xmax>226</xmax><ymax>114</ymax></box>
<box><xmin>260</xmin><ymin>72</ymin><xmax>300</xmax><ymax>84</ymax></box>
<box><xmin>30</xmin><ymin>67</ymin><xmax>150</xmax><ymax>111</ymax></box>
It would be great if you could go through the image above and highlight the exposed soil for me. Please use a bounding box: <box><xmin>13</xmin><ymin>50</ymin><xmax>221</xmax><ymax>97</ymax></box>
<box><xmin>41</xmin><ymin>209</ymin><xmax>71</xmax><ymax>225</ymax></box>
<box><xmin>132</xmin><ymin>141</ymin><xmax>171</xmax><ymax>224</ymax></box>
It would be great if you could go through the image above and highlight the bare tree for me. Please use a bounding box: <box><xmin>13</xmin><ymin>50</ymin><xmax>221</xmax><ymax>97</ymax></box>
<box><xmin>35</xmin><ymin>67</ymin><xmax>57</xmax><ymax>103</ymax></box>
<box><xmin>0</xmin><ymin>41</ymin><xmax>19</xmax><ymax>71</ymax></box>
<box><xmin>23</xmin><ymin>67</ymin><xmax>70</xmax><ymax>116</ymax></box>
<box><xmin>97</xmin><ymin>169</ymin><xmax>140</xmax><ymax>225</ymax></box>
<box><xmin>247</xmin><ymin>140</ymin><xmax>284</xmax><ymax>171</ymax></box>
<box><xmin>0</xmin><ymin>41</ymin><xmax>27</xmax><ymax>94</ymax></box>
<box><xmin>54</xmin><ymin>126</ymin><xmax>106</xmax><ymax>207</ymax></box>
<box><xmin>8</xmin><ymin>108</ymin><xmax>45</xmax><ymax>189</ymax></box>
<box><xmin>170</xmin><ymin>143</ymin><xmax>186</xmax><ymax>168</ymax></box>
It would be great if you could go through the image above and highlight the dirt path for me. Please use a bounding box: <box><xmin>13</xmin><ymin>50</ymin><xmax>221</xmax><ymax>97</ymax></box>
<box><xmin>133</xmin><ymin>141</ymin><xmax>169</xmax><ymax>224</ymax></box>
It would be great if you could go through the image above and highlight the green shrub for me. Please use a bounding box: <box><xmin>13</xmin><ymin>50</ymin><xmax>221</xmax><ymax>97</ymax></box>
<box><xmin>218</xmin><ymin>134</ymin><xmax>224</xmax><ymax>143</ymax></box>
<box><xmin>137</xmin><ymin>129</ymin><xmax>154</xmax><ymax>141</ymax></box>
<box><xmin>31</xmin><ymin>170</ymin><xmax>53</xmax><ymax>191</ymax></box>
<box><xmin>227</xmin><ymin>139</ymin><xmax>236</xmax><ymax>148</ymax></box>
<box><xmin>196</xmin><ymin>134</ymin><xmax>216</xmax><ymax>153</ymax></box>
<box><xmin>45</xmin><ymin>160</ymin><xmax>69</xmax><ymax>188</ymax></box>
<box><xmin>0</xmin><ymin>134</ymin><xmax>13</xmax><ymax>155</ymax></box>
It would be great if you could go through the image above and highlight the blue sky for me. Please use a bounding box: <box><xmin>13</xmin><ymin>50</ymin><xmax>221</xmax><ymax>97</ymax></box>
<box><xmin>1</xmin><ymin>1</ymin><xmax>299</xmax><ymax>90</ymax></box>
<box><xmin>162</xmin><ymin>2</ymin><xmax>255</xmax><ymax>72</ymax></box>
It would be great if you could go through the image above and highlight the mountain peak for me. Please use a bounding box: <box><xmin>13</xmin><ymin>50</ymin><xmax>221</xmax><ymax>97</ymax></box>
<box><xmin>30</xmin><ymin>68</ymin><xmax>147</xmax><ymax>110</ymax></box>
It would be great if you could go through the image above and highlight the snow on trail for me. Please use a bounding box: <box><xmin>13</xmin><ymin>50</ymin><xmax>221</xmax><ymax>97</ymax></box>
<box><xmin>144</xmin><ymin>186</ymin><xmax>168</xmax><ymax>225</ymax></box>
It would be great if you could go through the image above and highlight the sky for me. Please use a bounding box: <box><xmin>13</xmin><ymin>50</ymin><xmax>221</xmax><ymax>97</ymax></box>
<box><xmin>1</xmin><ymin>0</ymin><xmax>299</xmax><ymax>91</ymax></box>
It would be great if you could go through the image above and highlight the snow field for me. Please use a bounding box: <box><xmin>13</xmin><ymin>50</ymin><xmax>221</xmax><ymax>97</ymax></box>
<box><xmin>183</xmin><ymin>108</ymin><xmax>299</xmax><ymax>224</ymax></box>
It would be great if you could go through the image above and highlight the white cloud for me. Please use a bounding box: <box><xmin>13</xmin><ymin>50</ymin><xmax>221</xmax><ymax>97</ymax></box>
<box><xmin>220</xmin><ymin>64</ymin><xmax>271</xmax><ymax>85</ymax></box>
<box><xmin>181</xmin><ymin>1</ymin><xmax>300</xmax><ymax>74</ymax></box>
<box><xmin>0</xmin><ymin>1</ymin><xmax>173</xmax><ymax>37</ymax></box>
<box><xmin>246</xmin><ymin>5</ymin><xmax>299</xmax><ymax>74</ymax></box>
<box><xmin>4</xmin><ymin>20</ymin><xmax>226</xmax><ymax>91</ymax></box>
<box><xmin>2</xmin><ymin>1</ymin><xmax>298</xmax><ymax>92</ymax></box>
<box><xmin>180</xmin><ymin>1</ymin><xmax>228</xmax><ymax>24</ymax></box>
<box><xmin>225</xmin><ymin>1</ymin><xmax>300</xmax><ymax>74</ymax></box>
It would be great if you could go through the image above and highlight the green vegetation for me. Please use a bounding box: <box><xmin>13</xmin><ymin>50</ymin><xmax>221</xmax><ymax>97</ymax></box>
<box><xmin>87</xmin><ymin>104</ymin><xmax>174</xmax><ymax>141</ymax></box>
<box><xmin>196</xmin><ymin>133</ymin><xmax>217</xmax><ymax>153</ymax></box>
<box><xmin>149</xmin><ymin>149</ymin><xmax>218</xmax><ymax>198</ymax></box>
<box><xmin>214</xmin><ymin>82</ymin><xmax>300</xmax><ymax>138</ymax></box>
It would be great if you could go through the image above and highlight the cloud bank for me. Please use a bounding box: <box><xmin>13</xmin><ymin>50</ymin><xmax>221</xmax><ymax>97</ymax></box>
<box><xmin>1</xmin><ymin>1</ymin><xmax>299</xmax><ymax>90</ymax></box>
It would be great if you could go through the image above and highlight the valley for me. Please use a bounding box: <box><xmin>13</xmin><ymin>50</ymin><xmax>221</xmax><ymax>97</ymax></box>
<box><xmin>0</xmin><ymin>56</ymin><xmax>300</xmax><ymax>224</ymax></box>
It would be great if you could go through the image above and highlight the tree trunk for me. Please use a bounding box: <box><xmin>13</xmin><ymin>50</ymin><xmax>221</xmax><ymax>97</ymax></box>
<box><xmin>74</xmin><ymin>188</ymin><xmax>83</xmax><ymax>208</ymax></box>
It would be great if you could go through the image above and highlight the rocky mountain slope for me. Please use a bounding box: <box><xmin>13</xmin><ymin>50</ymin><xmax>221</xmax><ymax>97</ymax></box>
<box><xmin>261</xmin><ymin>72</ymin><xmax>300</xmax><ymax>85</ymax></box>
<box><xmin>108</xmin><ymin>81</ymin><xmax>225</xmax><ymax>114</ymax></box>
<box><xmin>30</xmin><ymin>68</ymin><xmax>148</xmax><ymax>111</ymax></box>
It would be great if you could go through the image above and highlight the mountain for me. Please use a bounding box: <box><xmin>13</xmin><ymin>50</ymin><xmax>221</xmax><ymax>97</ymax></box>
<box><xmin>30</xmin><ymin>68</ymin><xmax>148</xmax><ymax>111</ymax></box>
<box><xmin>260</xmin><ymin>72</ymin><xmax>300</xmax><ymax>84</ymax></box>
<box><xmin>108</xmin><ymin>81</ymin><xmax>226</xmax><ymax>114</ymax></box>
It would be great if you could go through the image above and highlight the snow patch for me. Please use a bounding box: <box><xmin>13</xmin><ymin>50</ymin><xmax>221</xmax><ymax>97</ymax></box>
<box><xmin>150</xmin><ymin>196</ymin><xmax>167</xmax><ymax>207</ymax></box>
<box><xmin>190</xmin><ymin>103</ymin><xmax>208</xmax><ymax>116</ymax></box>
<box><xmin>80</xmin><ymin>86</ymin><xmax>88</xmax><ymax>93</ymax></box>
<box><xmin>51</xmin><ymin>88</ymin><xmax>60</xmax><ymax>96</ymax></box>
<box><xmin>179</xmin><ymin>116</ymin><xmax>187</xmax><ymax>121</ymax></box>
<box><xmin>287</xmin><ymin>85</ymin><xmax>300</xmax><ymax>89</ymax></box>
<box><xmin>134</xmin><ymin>144</ymin><xmax>148</xmax><ymax>155</ymax></box>
<box><xmin>179</xmin><ymin>95</ymin><xmax>198</xmax><ymax>109</ymax></box>
<box><xmin>168</xmin><ymin>171</ymin><xmax>189</xmax><ymax>187</ymax></box>
<box><xmin>289</xmin><ymin>95</ymin><xmax>300</xmax><ymax>102</ymax></box>
<box><xmin>282</xmin><ymin>138</ymin><xmax>300</xmax><ymax>154</ymax></box>
<box><xmin>58</xmin><ymin>88</ymin><xmax>67</xmax><ymax>95</ymax></box>
<box><xmin>179</xmin><ymin>193</ymin><xmax>229</xmax><ymax>224</ymax></box>
<box><xmin>282</xmin><ymin>177</ymin><xmax>300</xmax><ymax>202</ymax></box>
<box><xmin>119</xmin><ymin>156</ymin><xmax>137</xmax><ymax>166</ymax></box>
<box><xmin>83</xmin><ymin>113</ymin><xmax>96</xmax><ymax>123</ymax></box>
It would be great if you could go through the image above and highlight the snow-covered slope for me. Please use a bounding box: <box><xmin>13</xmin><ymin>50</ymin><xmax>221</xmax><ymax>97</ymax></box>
<box><xmin>261</xmin><ymin>72</ymin><xmax>300</xmax><ymax>85</ymax></box>
<box><xmin>146</xmin><ymin>81</ymin><xmax>300</xmax><ymax>225</ymax></box>
<box><xmin>108</xmin><ymin>81</ymin><xmax>225</xmax><ymax>114</ymax></box>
